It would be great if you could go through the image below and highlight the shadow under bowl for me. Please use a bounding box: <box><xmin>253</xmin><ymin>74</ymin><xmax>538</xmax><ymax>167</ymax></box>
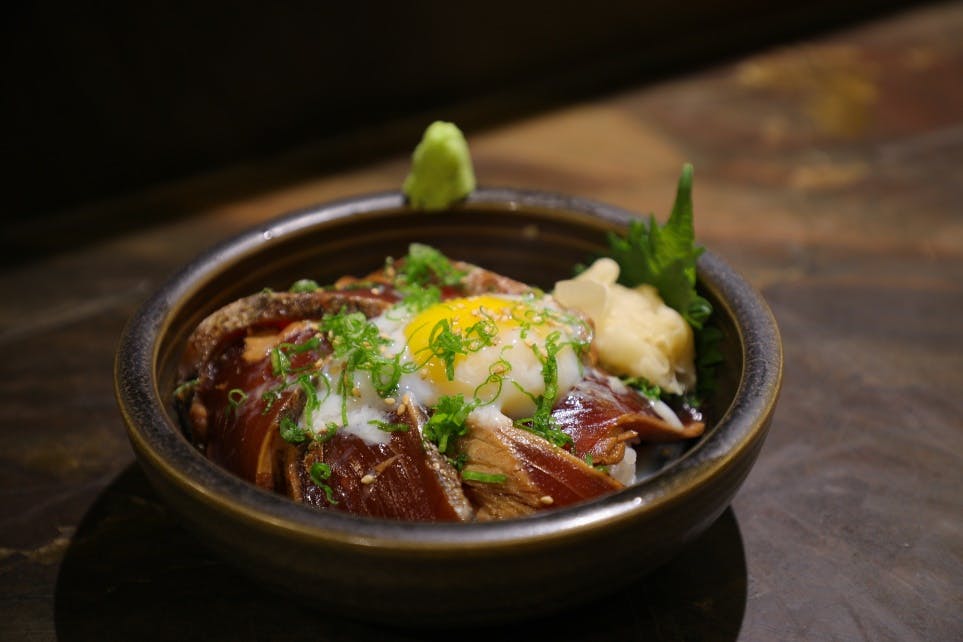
<box><xmin>115</xmin><ymin>188</ymin><xmax>782</xmax><ymax>626</ymax></box>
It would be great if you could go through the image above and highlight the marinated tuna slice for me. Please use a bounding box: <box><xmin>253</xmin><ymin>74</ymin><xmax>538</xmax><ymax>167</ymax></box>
<box><xmin>179</xmin><ymin>288</ymin><xmax>399</xmax><ymax>381</ymax></box>
<box><xmin>185</xmin><ymin>321</ymin><xmax>327</xmax><ymax>489</ymax></box>
<box><xmin>458</xmin><ymin>414</ymin><xmax>623</xmax><ymax>520</ymax></box>
<box><xmin>456</xmin><ymin>262</ymin><xmax>532</xmax><ymax>296</ymax></box>
<box><xmin>552</xmin><ymin>369</ymin><xmax>705</xmax><ymax>465</ymax></box>
<box><xmin>299</xmin><ymin>399</ymin><xmax>473</xmax><ymax>521</ymax></box>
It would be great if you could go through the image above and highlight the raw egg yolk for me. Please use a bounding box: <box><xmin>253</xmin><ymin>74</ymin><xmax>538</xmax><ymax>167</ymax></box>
<box><xmin>404</xmin><ymin>295</ymin><xmax>580</xmax><ymax>417</ymax></box>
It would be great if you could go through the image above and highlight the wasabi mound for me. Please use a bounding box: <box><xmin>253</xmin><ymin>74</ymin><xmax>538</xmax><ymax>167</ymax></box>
<box><xmin>403</xmin><ymin>121</ymin><xmax>476</xmax><ymax>210</ymax></box>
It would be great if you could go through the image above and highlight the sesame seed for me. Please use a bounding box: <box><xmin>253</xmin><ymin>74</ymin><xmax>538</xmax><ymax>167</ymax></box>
<box><xmin>383</xmin><ymin>397</ymin><xmax>396</xmax><ymax>406</ymax></box>
<box><xmin>539</xmin><ymin>495</ymin><xmax>554</xmax><ymax>506</ymax></box>
<box><xmin>360</xmin><ymin>474</ymin><xmax>376</xmax><ymax>485</ymax></box>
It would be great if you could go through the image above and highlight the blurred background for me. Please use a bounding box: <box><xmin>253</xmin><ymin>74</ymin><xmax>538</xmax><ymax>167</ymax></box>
<box><xmin>4</xmin><ymin>1</ymin><xmax>911</xmax><ymax>222</ymax></box>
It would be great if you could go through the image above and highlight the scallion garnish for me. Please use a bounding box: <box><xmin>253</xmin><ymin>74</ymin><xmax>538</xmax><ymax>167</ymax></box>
<box><xmin>424</xmin><ymin>394</ymin><xmax>475</xmax><ymax>455</ymax></box>
<box><xmin>226</xmin><ymin>388</ymin><xmax>248</xmax><ymax>414</ymax></box>
<box><xmin>514</xmin><ymin>330</ymin><xmax>574</xmax><ymax>449</ymax></box>
<box><xmin>310</xmin><ymin>461</ymin><xmax>332</xmax><ymax>482</ymax></box>
<box><xmin>368</xmin><ymin>419</ymin><xmax>410</xmax><ymax>433</ymax></box>
<box><xmin>318</xmin><ymin>309</ymin><xmax>412</xmax><ymax>410</ymax></box>
<box><xmin>173</xmin><ymin>378</ymin><xmax>198</xmax><ymax>401</ymax></box>
<box><xmin>317</xmin><ymin>423</ymin><xmax>339</xmax><ymax>443</ymax></box>
<box><xmin>270</xmin><ymin>346</ymin><xmax>291</xmax><ymax>377</ymax></box>
<box><xmin>279</xmin><ymin>416</ymin><xmax>309</xmax><ymax>444</ymax></box>
<box><xmin>461</xmin><ymin>470</ymin><xmax>507</xmax><ymax>484</ymax></box>
<box><xmin>309</xmin><ymin>461</ymin><xmax>338</xmax><ymax>504</ymax></box>
<box><xmin>298</xmin><ymin>375</ymin><xmax>320</xmax><ymax>416</ymax></box>
<box><xmin>426</xmin><ymin>319</ymin><xmax>465</xmax><ymax>381</ymax></box>
<box><xmin>397</xmin><ymin>243</ymin><xmax>465</xmax><ymax>287</ymax></box>
<box><xmin>421</xmin><ymin>315</ymin><xmax>498</xmax><ymax>381</ymax></box>
<box><xmin>623</xmin><ymin>376</ymin><xmax>662</xmax><ymax>401</ymax></box>
<box><xmin>289</xmin><ymin>278</ymin><xmax>320</xmax><ymax>293</ymax></box>
<box><xmin>399</xmin><ymin>283</ymin><xmax>441</xmax><ymax>313</ymax></box>
<box><xmin>261</xmin><ymin>386</ymin><xmax>283</xmax><ymax>412</ymax></box>
<box><xmin>472</xmin><ymin>354</ymin><xmax>512</xmax><ymax>405</ymax></box>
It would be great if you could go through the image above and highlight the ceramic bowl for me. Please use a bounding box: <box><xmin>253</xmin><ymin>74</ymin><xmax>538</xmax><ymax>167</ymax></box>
<box><xmin>115</xmin><ymin>188</ymin><xmax>782</xmax><ymax>625</ymax></box>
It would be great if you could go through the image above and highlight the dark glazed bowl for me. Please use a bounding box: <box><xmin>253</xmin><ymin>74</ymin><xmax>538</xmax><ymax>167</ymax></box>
<box><xmin>115</xmin><ymin>189</ymin><xmax>782</xmax><ymax>625</ymax></box>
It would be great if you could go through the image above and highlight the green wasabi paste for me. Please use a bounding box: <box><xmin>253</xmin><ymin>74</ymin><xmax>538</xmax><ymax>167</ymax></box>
<box><xmin>402</xmin><ymin>121</ymin><xmax>476</xmax><ymax>210</ymax></box>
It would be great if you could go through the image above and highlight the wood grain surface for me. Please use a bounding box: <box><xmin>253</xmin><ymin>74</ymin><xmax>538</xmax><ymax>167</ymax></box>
<box><xmin>1</xmin><ymin>4</ymin><xmax>961</xmax><ymax>640</ymax></box>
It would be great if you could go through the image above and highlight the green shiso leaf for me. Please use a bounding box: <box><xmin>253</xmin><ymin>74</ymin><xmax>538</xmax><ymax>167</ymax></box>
<box><xmin>606</xmin><ymin>164</ymin><xmax>721</xmax><ymax>400</ymax></box>
<box><xmin>606</xmin><ymin>163</ymin><xmax>712</xmax><ymax>330</ymax></box>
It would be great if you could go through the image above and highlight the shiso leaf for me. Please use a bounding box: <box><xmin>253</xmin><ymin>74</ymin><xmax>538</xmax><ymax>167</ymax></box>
<box><xmin>403</xmin><ymin>121</ymin><xmax>476</xmax><ymax>210</ymax></box>
<box><xmin>606</xmin><ymin>163</ymin><xmax>712</xmax><ymax>330</ymax></box>
<box><xmin>605</xmin><ymin>164</ymin><xmax>721</xmax><ymax>400</ymax></box>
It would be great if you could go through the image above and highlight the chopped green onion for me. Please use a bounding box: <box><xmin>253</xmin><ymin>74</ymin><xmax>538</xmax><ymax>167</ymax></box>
<box><xmin>446</xmin><ymin>452</ymin><xmax>468</xmax><ymax>471</ymax></box>
<box><xmin>397</xmin><ymin>243</ymin><xmax>465</xmax><ymax>287</ymax></box>
<box><xmin>424</xmin><ymin>394</ymin><xmax>475</xmax><ymax>455</ymax></box>
<box><xmin>261</xmin><ymin>385</ymin><xmax>283</xmax><ymax>413</ymax></box>
<box><xmin>514</xmin><ymin>330</ymin><xmax>574</xmax><ymax>449</ymax></box>
<box><xmin>279</xmin><ymin>336</ymin><xmax>323</xmax><ymax>356</ymax></box>
<box><xmin>462</xmin><ymin>470</ymin><xmax>507</xmax><ymax>484</ymax></box>
<box><xmin>320</xmin><ymin>309</ymin><xmax>402</xmax><ymax>398</ymax></box>
<box><xmin>310</xmin><ymin>461</ymin><xmax>332</xmax><ymax>482</ymax></box>
<box><xmin>296</xmin><ymin>374</ymin><xmax>322</xmax><ymax>426</ymax></box>
<box><xmin>317</xmin><ymin>423</ymin><xmax>339</xmax><ymax>443</ymax></box>
<box><xmin>423</xmin><ymin>316</ymin><xmax>497</xmax><ymax>381</ymax></box>
<box><xmin>289</xmin><ymin>278</ymin><xmax>320</xmax><ymax>293</ymax></box>
<box><xmin>399</xmin><ymin>283</ymin><xmax>442</xmax><ymax>312</ymax></box>
<box><xmin>174</xmin><ymin>378</ymin><xmax>198</xmax><ymax>401</ymax></box>
<box><xmin>623</xmin><ymin>376</ymin><xmax>662</xmax><ymax>401</ymax></box>
<box><xmin>226</xmin><ymin>388</ymin><xmax>248</xmax><ymax>414</ymax></box>
<box><xmin>270</xmin><ymin>346</ymin><xmax>291</xmax><ymax>376</ymax></box>
<box><xmin>368</xmin><ymin>419</ymin><xmax>410</xmax><ymax>433</ymax></box>
<box><xmin>309</xmin><ymin>461</ymin><xmax>338</xmax><ymax>505</ymax></box>
<box><xmin>427</xmin><ymin>319</ymin><xmax>465</xmax><ymax>381</ymax></box>
<box><xmin>279</xmin><ymin>417</ymin><xmax>308</xmax><ymax>444</ymax></box>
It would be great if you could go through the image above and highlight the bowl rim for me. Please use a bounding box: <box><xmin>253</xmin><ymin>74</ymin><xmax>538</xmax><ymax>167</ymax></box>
<box><xmin>115</xmin><ymin>187</ymin><xmax>782</xmax><ymax>553</ymax></box>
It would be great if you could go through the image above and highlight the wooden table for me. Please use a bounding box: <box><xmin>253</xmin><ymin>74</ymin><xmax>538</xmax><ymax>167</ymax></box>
<box><xmin>2</xmin><ymin>4</ymin><xmax>960</xmax><ymax>640</ymax></box>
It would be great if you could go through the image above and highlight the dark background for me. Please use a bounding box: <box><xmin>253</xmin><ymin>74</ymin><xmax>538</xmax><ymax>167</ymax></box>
<box><xmin>3</xmin><ymin>1</ymin><xmax>912</xmax><ymax>220</ymax></box>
